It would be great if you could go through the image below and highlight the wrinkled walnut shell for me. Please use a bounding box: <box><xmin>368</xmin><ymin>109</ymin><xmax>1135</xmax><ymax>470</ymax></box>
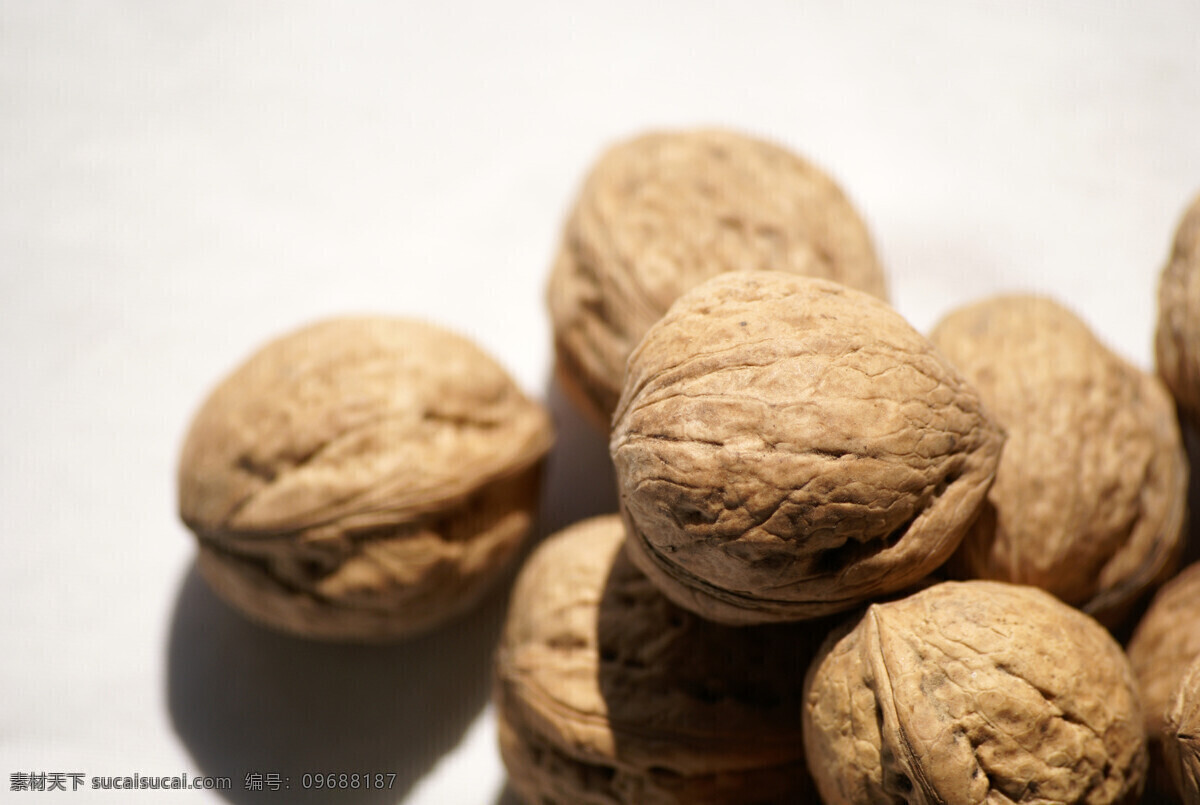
<box><xmin>1164</xmin><ymin>656</ymin><xmax>1200</xmax><ymax>804</ymax></box>
<box><xmin>547</xmin><ymin>128</ymin><xmax>886</xmax><ymax>428</ymax></box>
<box><xmin>178</xmin><ymin>317</ymin><xmax>553</xmax><ymax>641</ymax></box>
<box><xmin>930</xmin><ymin>295</ymin><xmax>1188</xmax><ymax>624</ymax></box>
<box><xmin>803</xmin><ymin>581</ymin><xmax>1147</xmax><ymax>805</ymax></box>
<box><xmin>494</xmin><ymin>515</ymin><xmax>823</xmax><ymax>804</ymax></box>
<box><xmin>1128</xmin><ymin>562</ymin><xmax>1200</xmax><ymax>748</ymax></box>
<box><xmin>1157</xmin><ymin>192</ymin><xmax>1200</xmax><ymax>427</ymax></box>
<box><xmin>610</xmin><ymin>271</ymin><xmax>1004</xmax><ymax>625</ymax></box>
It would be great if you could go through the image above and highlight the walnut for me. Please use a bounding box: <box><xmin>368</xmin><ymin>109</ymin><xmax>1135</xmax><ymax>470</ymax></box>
<box><xmin>609</xmin><ymin>271</ymin><xmax>1004</xmax><ymax>625</ymax></box>
<box><xmin>803</xmin><ymin>580</ymin><xmax>1148</xmax><ymax>805</ymax></box>
<box><xmin>177</xmin><ymin>316</ymin><xmax>553</xmax><ymax>641</ymax></box>
<box><xmin>1156</xmin><ymin>192</ymin><xmax>1200</xmax><ymax>426</ymax></box>
<box><xmin>929</xmin><ymin>295</ymin><xmax>1188</xmax><ymax>624</ymax></box>
<box><xmin>1128</xmin><ymin>563</ymin><xmax>1200</xmax><ymax>752</ymax></box>
<box><xmin>494</xmin><ymin>515</ymin><xmax>824</xmax><ymax>804</ymax></box>
<box><xmin>547</xmin><ymin>128</ymin><xmax>886</xmax><ymax>428</ymax></box>
<box><xmin>1164</xmin><ymin>656</ymin><xmax>1200</xmax><ymax>804</ymax></box>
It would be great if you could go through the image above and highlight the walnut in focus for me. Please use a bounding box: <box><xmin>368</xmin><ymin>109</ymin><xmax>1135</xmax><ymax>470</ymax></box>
<box><xmin>610</xmin><ymin>271</ymin><xmax>1004</xmax><ymax>625</ymax></box>
<box><xmin>1164</xmin><ymin>657</ymin><xmax>1200</xmax><ymax>805</ymax></box>
<box><xmin>1157</xmin><ymin>193</ymin><xmax>1200</xmax><ymax>426</ymax></box>
<box><xmin>803</xmin><ymin>581</ymin><xmax>1147</xmax><ymax>805</ymax></box>
<box><xmin>547</xmin><ymin>128</ymin><xmax>886</xmax><ymax>428</ymax></box>
<box><xmin>177</xmin><ymin>317</ymin><xmax>553</xmax><ymax>641</ymax></box>
<box><xmin>494</xmin><ymin>515</ymin><xmax>823</xmax><ymax>804</ymax></box>
<box><xmin>930</xmin><ymin>295</ymin><xmax>1187</xmax><ymax>624</ymax></box>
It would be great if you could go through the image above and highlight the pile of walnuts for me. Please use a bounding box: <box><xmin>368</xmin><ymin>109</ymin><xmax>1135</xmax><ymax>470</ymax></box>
<box><xmin>177</xmin><ymin>129</ymin><xmax>1200</xmax><ymax>804</ymax></box>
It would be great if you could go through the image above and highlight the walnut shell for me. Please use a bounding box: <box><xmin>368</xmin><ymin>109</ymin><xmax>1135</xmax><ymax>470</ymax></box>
<box><xmin>177</xmin><ymin>316</ymin><xmax>553</xmax><ymax>641</ymax></box>
<box><xmin>610</xmin><ymin>271</ymin><xmax>1004</xmax><ymax>625</ymax></box>
<box><xmin>494</xmin><ymin>515</ymin><xmax>823</xmax><ymax>804</ymax></box>
<box><xmin>1164</xmin><ymin>656</ymin><xmax>1200</xmax><ymax>804</ymax></box>
<box><xmin>1128</xmin><ymin>562</ymin><xmax>1200</xmax><ymax>746</ymax></box>
<box><xmin>803</xmin><ymin>580</ymin><xmax>1148</xmax><ymax>805</ymax></box>
<box><xmin>547</xmin><ymin>128</ymin><xmax>886</xmax><ymax>428</ymax></box>
<box><xmin>1157</xmin><ymin>193</ymin><xmax>1200</xmax><ymax>426</ymax></box>
<box><xmin>930</xmin><ymin>295</ymin><xmax>1188</xmax><ymax>624</ymax></box>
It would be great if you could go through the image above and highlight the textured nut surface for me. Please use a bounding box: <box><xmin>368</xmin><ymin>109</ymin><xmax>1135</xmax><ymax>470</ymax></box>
<box><xmin>178</xmin><ymin>316</ymin><xmax>553</xmax><ymax>641</ymax></box>
<box><xmin>494</xmin><ymin>515</ymin><xmax>822</xmax><ymax>804</ymax></box>
<box><xmin>803</xmin><ymin>581</ymin><xmax>1147</xmax><ymax>805</ymax></box>
<box><xmin>1164</xmin><ymin>657</ymin><xmax>1200</xmax><ymax>804</ymax></box>
<box><xmin>930</xmin><ymin>295</ymin><xmax>1188</xmax><ymax>623</ymax></box>
<box><xmin>1128</xmin><ymin>562</ymin><xmax>1200</xmax><ymax>743</ymax></box>
<box><xmin>1157</xmin><ymin>193</ymin><xmax>1200</xmax><ymax>425</ymax></box>
<box><xmin>547</xmin><ymin>128</ymin><xmax>886</xmax><ymax>427</ymax></box>
<box><xmin>610</xmin><ymin>271</ymin><xmax>1004</xmax><ymax>624</ymax></box>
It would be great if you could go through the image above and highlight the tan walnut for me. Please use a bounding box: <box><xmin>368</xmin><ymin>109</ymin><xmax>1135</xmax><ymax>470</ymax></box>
<box><xmin>494</xmin><ymin>514</ymin><xmax>824</xmax><ymax>804</ymax></box>
<box><xmin>803</xmin><ymin>580</ymin><xmax>1148</xmax><ymax>805</ymax></box>
<box><xmin>1156</xmin><ymin>192</ymin><xmax>1200</xmax><ymax>426</ymax></box>
<box><xmin>610</xmin><ymin>271</ymin><xmax>1004</xmax><ymax>625</ymax></box>
<box><xmin>930</xmin><ymin>295</ymin><xmax>1188</xmax><ymax>624</ymax></box>
<box><xmin>1164</xmin><ymin>656</ymin><xmax>1200</xmax><ymax>805</ymax></box>
<box><xmin>177</xmin><ymin>316</ymin><xmax>553</xmax><ymax>641</ymax></box>
<box><xmin>1128</xmin><ymin>563</ymin><xmax>1200</xmax><ymax>758</ymax></box>
<box><xmin>547</xmin><ymin>127</ymin><xmax>886</xmax><ymax>428</ymax></box>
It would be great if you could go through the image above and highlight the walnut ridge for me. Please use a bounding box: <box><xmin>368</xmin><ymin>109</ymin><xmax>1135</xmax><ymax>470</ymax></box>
<box><xmin>493</xmin><ymin>515</ymin><xmax>822</xmax><ymax>804</ymax></box>
<box><xmin>177</xmin><ymin>316</ymin><xmax>553</xmax><ymax>641</ymax></box>
<box><xmin>802</xmin><ymin>581</ymin><xmax>1148</xmax><ymax>805</ymax></box>
<box><xmin>547</xmin><ymin>128</ymin><xmax>886</xmax><ymax>428</ymax></box>
<box><xmin>1164</xmin><ymin>657</ymin><xmax>1200</xmax><ymax>804</ymax></box>
<box><xmin>930</xmin><ymin>295</ymin><xmax>1188</xmax><ymax>623</ymax></box>
<box><xmin>610</xmin><ymin>271</ymin><xmax>1004</xmax><ymax>625</ymax></box>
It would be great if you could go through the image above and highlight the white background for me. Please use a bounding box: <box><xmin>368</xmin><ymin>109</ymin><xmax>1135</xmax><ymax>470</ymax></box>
<box><xmin>2</xmin><ymin>2</ymin><xmax>1198</xmax><ymax>802</ymax></box>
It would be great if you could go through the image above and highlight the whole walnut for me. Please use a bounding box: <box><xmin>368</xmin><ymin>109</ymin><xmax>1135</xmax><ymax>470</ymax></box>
<box><xmin>1164</xmin><ymin>656</ymin><xmax>1200</xmax><ymax>804</ymax></box>
<box><xmin>929</xmin><ymin>295</ymin><xmax>1188</xmax><ymax>624</ymax></box>
<box><xmin>177</xmin><ymin>316</ymin><xmax>553</xmax><ymax>641</ymax></box>
<box><xmin>803</xmin><ymin>581</ymin><xmax>1148</xmax><ymax>805</ymax></box>
<box><xmin>1128</xmin><ymin>563</ymin><xmax>1200</xmax><ymax>750</ymax></box>
<box><xmin>494</xmin><ymin>515</ymin><xmax>824</xmax><ymax>804</ymax></box>
<box><xmin>1157</xmin><ymin>192</ymin><xmax>1200</xmax><ymax>426</ymax></box>
<box><xmin>547</xmin><ymin>128</ymin><xmax>887</xmax><ymax>428</ymax></box>
<box><xmin>610</xmin><ymin>271</ymin><xmax>1004</xmax><ymax>625</ymax></box>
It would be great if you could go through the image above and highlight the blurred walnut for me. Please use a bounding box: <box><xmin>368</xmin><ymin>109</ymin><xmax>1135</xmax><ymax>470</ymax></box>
<box><xmin>1128</xmin><ymin>563</ymin><xmax>1200</xmax><ymax>752</ymax></box>
<box><xmin>1157</xmin><ymin>193</ymin><xmax>1200</xmax><ymax>426</ymax></box>
<box><xmin>494</xmin><ymin>515</ymin><xmax>824</xmax><ymax>804</ymax></box>
<box><xmin>1164</xmin><ymin>656</ymin><xmax>1200</xmax><ymax>804</ymax></box>
<box><xmin>803</xmin><ymin>581</ymin><xmax>1147</xmax><ymax>805</ymax></box>
<box><xmin>930</xmin><ymin>295</ymin><xmax>1187</xmax><ymax>624</ymax></box>
<box><xmin>547</xmin><ymin>128</ymin><xmax>886</xmax><ymax>428</ymax></box>
<box><xmin>177</xmin><ymin>316</ymin><xmax>553</xmax><ymax>641</ymax></box>
<box><xmin>610</xmin><ymin>271</ymin><xmax>1003</xmax><ymax>625</ymax></box>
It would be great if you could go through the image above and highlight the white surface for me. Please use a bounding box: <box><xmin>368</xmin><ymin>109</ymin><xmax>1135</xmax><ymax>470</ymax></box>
<box><xmin>2</xmin><ymin>2</ymin><xmax>1198</xmax><ymax>802</ymax></box>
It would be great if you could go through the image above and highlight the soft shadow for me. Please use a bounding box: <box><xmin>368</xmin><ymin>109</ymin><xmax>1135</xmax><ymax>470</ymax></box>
<box><xmin>534</xmin><ymin>374</ymin><xmax>619</xmax><ymax>538</ymax></box>
<box><xmin>166</xmin><ymin>560</ymin><xmax>511</xmax><ymax>805</ymax></box>
<box><xmin>491</xmin><ymin>784</ymin><xmax>523</xmax><ymax>805</ymax></box>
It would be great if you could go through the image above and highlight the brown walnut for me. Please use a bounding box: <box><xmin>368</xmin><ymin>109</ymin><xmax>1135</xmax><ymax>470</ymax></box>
<box><xmin>1157</xmin><ymin>192</ymin><xmax>1200</xmax><ymax>426</ymax></box>
<box><xmin>494</xmin><ymin>515</ymin><xmax>824</xmax><ymax>804</ymax></box>
<box><xmin>803</xmin><ymin>580</ymin><xmax>1148</xmax><ymax>805</ymax></box>
<box><xmin>1127</xmin><ymin>563</ymin><xmax>1200</xmax><ymax>750</ymax></box>
<box><xmin>610</xmin><ymin>271</ymin><xmax>1004</xmax><ymax>625</ymax></box>
<box><xmin>1164</xmin><ymin>656</ymin><xmax>1200</xmax><ymax>805</ymax></box>
<box><xmin>930</xmin><ymin>295</ymin><xmax>1188</xmax><ymax>624</ymax></box>
<box><xmin>177</xmin><ymin>316</ymin><xmax>553</xmax><ymax>641</ymax></box>
<box><xmin>547</xmin><ymin>128</ymin><xmax>886</xmax><ymax>428</ymax></box>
